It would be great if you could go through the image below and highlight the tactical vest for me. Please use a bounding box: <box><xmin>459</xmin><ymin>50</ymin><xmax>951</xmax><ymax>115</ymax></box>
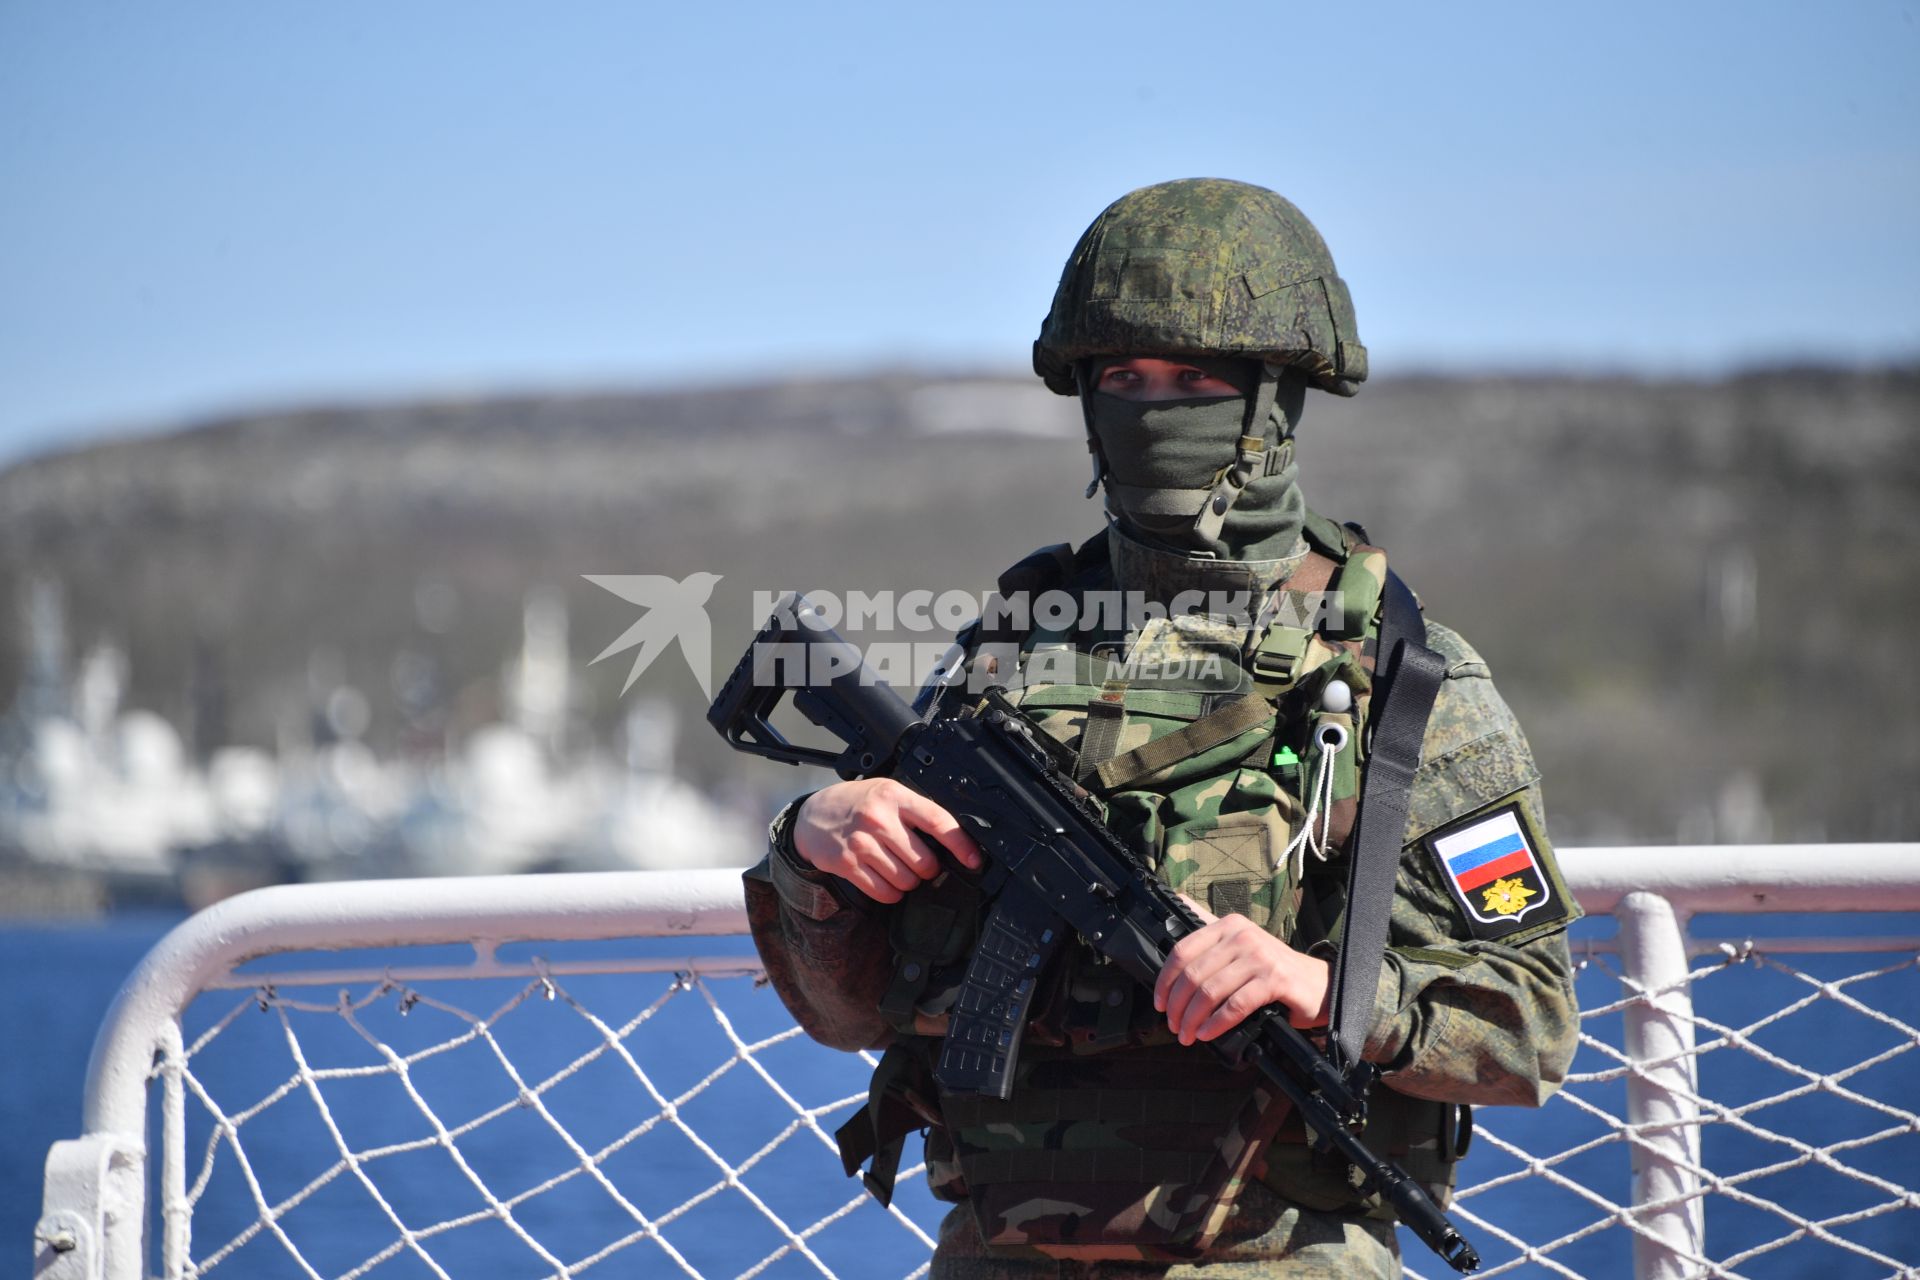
<box><xmin>852</xmin><ymin>514</ymin><xmax>1467</xmax><ymax>1261</ymax></box>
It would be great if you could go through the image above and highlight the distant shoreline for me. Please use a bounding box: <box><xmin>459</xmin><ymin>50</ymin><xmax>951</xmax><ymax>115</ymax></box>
<box><xmin>0</xmin><ymin>862</ymin><xmax>115</xmax><ymax>919</ymax></box>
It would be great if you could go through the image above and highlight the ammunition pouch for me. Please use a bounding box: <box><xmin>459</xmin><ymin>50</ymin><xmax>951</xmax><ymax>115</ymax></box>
<box><xmin>940</xmin><ymin>1043</ymin><xmax>1291</xmax><ymax>1262</ymax></box>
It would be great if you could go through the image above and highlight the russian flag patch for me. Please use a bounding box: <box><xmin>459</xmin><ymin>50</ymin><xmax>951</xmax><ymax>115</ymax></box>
<box><xmin>1423</xmin><ymin>801</ymin><xmax>1565</xmax><ymax>940</ymax></box>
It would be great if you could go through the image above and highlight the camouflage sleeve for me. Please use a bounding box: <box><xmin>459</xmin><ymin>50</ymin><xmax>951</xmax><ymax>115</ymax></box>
<box><xmin>743</xmin><ymin>634</ymin><xmax>984</xmax><ymax>1054</ymax></box>
<box><xmin>743</xmin><ymin>796</ymin><xmax>899</xmax><ymax>1052</ymax></box>
<box><xmin>1359</xmin><ymin>621</ymin><xmax>1582</xmax><ymax>1107</ymax></box>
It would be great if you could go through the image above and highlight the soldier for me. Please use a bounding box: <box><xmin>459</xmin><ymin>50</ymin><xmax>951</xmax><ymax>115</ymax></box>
<box><xmin>744</xmin><ymin>178</ymin><xmax>1580</xmax><ymax>1278</ymax></box>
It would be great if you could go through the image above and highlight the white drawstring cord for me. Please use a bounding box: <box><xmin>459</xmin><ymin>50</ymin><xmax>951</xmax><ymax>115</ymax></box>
<box><xmin>1284</xmin><ymin>721</ymin><xmax>1348</xmax><ymax>881</ymax></box>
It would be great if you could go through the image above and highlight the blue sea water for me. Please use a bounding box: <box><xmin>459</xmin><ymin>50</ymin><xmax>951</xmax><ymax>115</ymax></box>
<box><xmin>5</xmin><ymin>910</ymin><xmax>1918</xmax><ymax>1278</ymax></box>
<box><xmin>3</xmin><ymin>911</ymin><xmax>185</xmax><ymax>1249</ymax></box>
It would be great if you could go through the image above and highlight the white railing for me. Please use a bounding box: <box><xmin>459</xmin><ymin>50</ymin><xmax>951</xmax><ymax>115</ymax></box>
<box><xmin>32</xmin><ymin>846</ymin><xmax>1920</xmax><ymax>1280</ymax></box>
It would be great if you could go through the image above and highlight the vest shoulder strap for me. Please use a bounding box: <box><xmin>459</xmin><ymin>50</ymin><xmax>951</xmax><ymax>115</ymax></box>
<box><xmin>993</xmin><ymin>528</ymin><xmax>1110</xmax><ymax>599</ymax></box>
<box><xmin>976</xmin><ymin>530</ymin><xmax>1113</xmax><ymax>663</ymax></box>
<box><xmin>1300</xmin><ymin>509</ymin><xmax>1354</xmax><ymax>560</ymax></box>
<box><xmin>995</xmin><ymin>541</ymin><xmax>1074</xmax><ymax>598</ymax></box>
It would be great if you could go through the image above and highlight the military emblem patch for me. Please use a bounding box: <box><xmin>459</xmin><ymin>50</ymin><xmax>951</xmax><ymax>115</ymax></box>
<box><xmin>1424</xmin><ymin>802</ymin><xmax>1565</xmax><ymax>941</ymax></box>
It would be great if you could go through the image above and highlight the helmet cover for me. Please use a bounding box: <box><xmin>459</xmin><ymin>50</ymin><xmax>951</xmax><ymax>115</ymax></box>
<box><xmin>1033</xmin><ymin>178</ymin><xmax>1367</xmax><ymax>397</ymax></box>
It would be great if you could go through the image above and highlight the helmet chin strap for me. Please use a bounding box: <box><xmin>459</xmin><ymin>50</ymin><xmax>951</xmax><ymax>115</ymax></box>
<box><xmin>1188</xmin><ymin>361</ymin><xmax>1286</xmax><ymax>547</ymax></box>
<box><xmin>1076</xmin><ymin>362</ymin><xmax>1108</xmax><ymax>499</ymax></box>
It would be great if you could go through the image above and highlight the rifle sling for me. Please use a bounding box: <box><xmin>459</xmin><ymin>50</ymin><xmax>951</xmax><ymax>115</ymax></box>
<box><xmin>1329</xmin><ymin>569</ymin><xmax>1447</xmax><ymax>1073</ymax></box>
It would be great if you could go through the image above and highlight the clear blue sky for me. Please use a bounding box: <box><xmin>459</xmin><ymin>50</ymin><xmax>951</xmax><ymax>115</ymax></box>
<box><xmin>2</xmin><ymin>0</ymin><xmax>1916</xmax><ymax>463</ymax></box>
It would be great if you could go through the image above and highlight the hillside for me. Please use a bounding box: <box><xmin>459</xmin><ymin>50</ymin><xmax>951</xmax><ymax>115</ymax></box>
<box><xmin>2</xmin><ymin>367</ymin><xmax>1916</xmax><ymax>848</ymax></box>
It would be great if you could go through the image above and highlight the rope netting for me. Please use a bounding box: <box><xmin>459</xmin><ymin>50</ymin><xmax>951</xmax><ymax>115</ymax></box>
<box><xmin>1405</xmin><ymin>946</ymin><xmax>1920</xmax><ymax>1280</ymax></box>
<box><xmin>156</xmin><ymin>942</ymin><xmax>1919</xmax><ymax>1280</ymax></box>
<box><xmin>162</xmin><ymin>960</ymin><xmax>944</xmax><ymax>1280</ymax></box>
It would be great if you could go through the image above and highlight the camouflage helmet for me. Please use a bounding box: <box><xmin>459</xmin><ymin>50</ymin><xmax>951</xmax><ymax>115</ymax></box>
<box><xmin>1033</xmin><ymin>178</ymin><xmax>1368</xmax><ymax>398</ymax></box>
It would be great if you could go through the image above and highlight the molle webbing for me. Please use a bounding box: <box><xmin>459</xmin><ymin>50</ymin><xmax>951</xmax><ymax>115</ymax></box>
<box><xmin>1090</xmin><ymin>691</ymin><xmax>1271</xmax><ymax>793</ymax></box>
<box><xmin>944</xmin><ymin>1070</ymin><xmax>1256</xmax><ymax>1187</ymax></box>
<box><xmin>1074</xmin><ymin>679</ymin><xmax>1131</xmax><ymax>783</ymax></box>
<box><xmin>941</xmin><ymin>1083</ymin><xmax>1249</xmax><ymax>1129</ymax></box>
<box><xmin>960</xmin><ymin>1146</ymin><xmax>1213</xmax><ymax>1188</ymax></box>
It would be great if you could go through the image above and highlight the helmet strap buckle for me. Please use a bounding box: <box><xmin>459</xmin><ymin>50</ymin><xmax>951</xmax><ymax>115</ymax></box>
<box><xmin>1189</xmin><ymin>366</ymin><xmax>1284</xmax><ymax>545</ymax></box>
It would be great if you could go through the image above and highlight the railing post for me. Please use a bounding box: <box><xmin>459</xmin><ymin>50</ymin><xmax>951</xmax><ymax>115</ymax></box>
<box><xmin>160</xmin><ymin>1020</ymin><xmax>189</xmax><ymax>1278</ymax></box>
<box><xmin>1616</xmin><ymin>890</ymin><xmax>1706</xmax><ymax>1278</ymax></box>
<box><xmin>34</xmin><ymin>1133</ymin><xmax>146</xmax><ymax>1280</ymax></box>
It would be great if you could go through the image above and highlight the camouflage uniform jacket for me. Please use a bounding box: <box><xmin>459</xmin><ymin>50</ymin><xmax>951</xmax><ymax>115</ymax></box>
<box><xmin>743</xmin><ymin>530</ymin><xmax>1580</xmax><ymax>1253</ymax></box>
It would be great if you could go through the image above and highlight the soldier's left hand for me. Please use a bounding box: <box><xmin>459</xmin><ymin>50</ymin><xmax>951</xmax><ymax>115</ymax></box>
<box><xmin>1154</xmin><ymin>901</ymin><xmax>1331</xmax><ymax>1043</ymax></box>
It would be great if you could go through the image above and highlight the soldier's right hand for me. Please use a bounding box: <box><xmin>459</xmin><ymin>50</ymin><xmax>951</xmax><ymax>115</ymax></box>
<box><xmin>793</xmin><ymin>778</ymin><xmax>984</xmax><ymax>904</ymax></box>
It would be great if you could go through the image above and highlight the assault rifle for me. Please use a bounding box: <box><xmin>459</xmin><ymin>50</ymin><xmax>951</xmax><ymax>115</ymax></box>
<box><xmin>709</xmin><ymin>593</ymin><xmax>1480</xmax><ymax>1274</ymax></box>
